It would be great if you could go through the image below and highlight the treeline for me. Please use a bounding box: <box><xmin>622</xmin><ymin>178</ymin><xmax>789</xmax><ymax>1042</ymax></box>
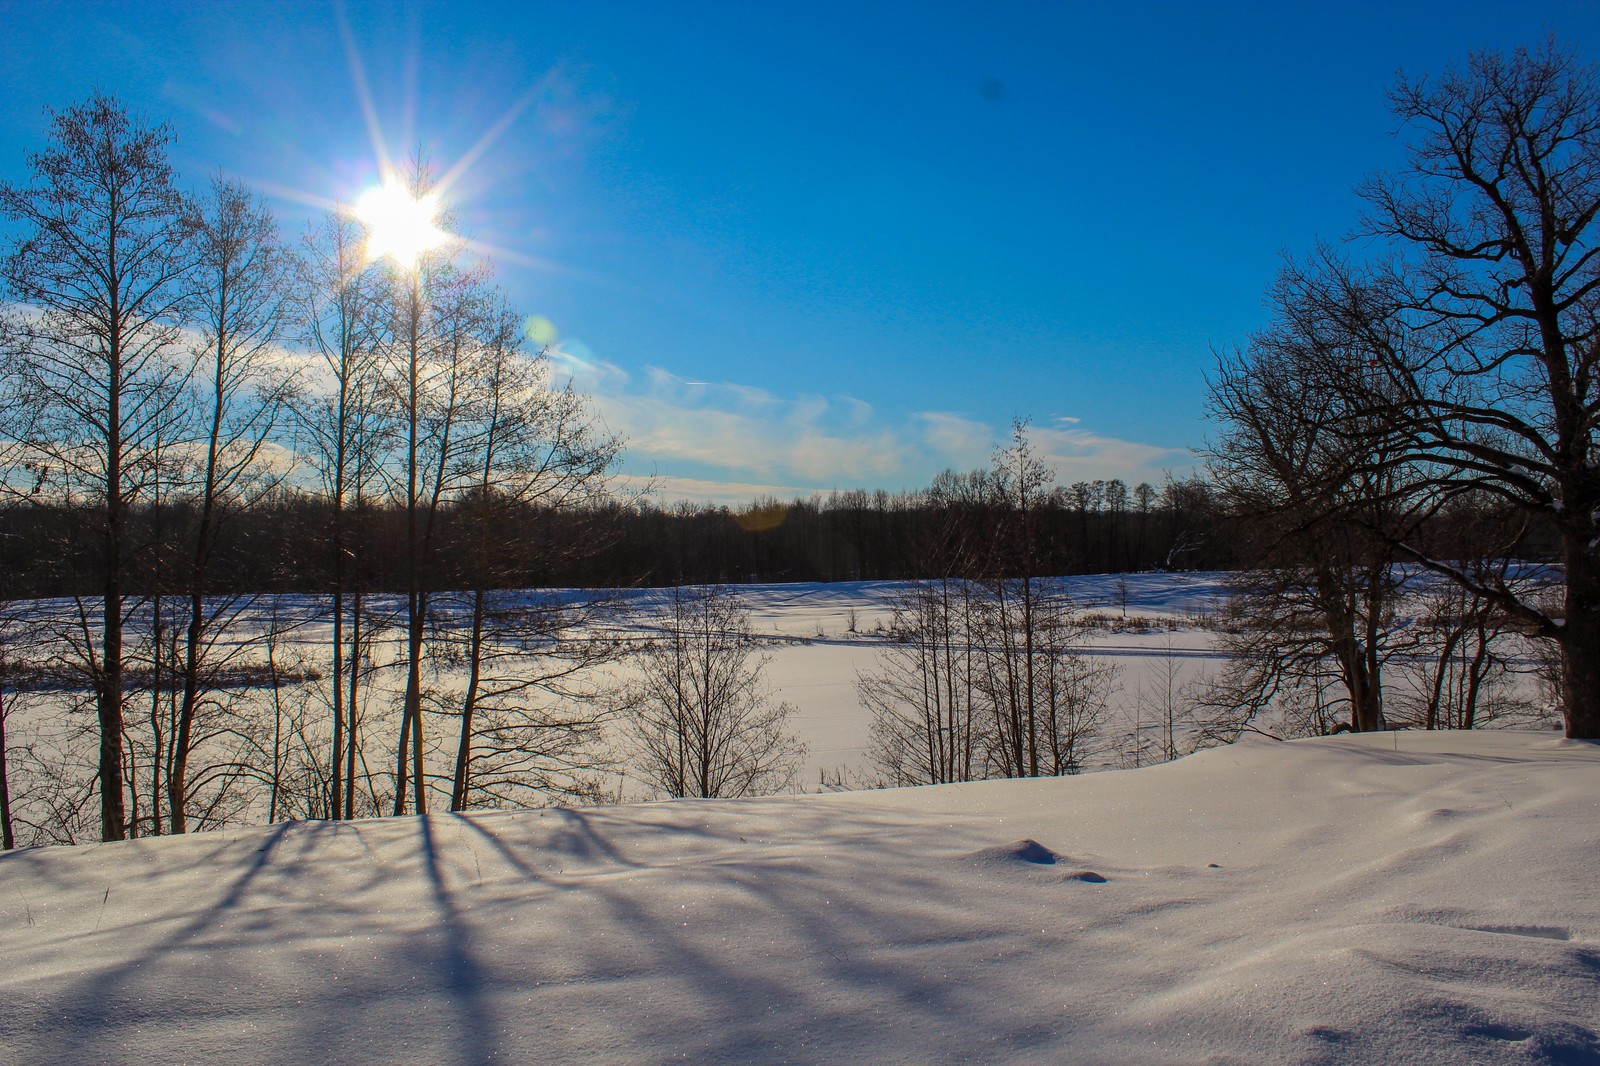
<box><xmin>588</xmin><ymin>473</ymin><xmax>1233</xmax><ymax>586</ymax></box>
<box><xmin>0</xmin><ymin>473</ymin><xmax>1234</xmax><ymax>599</ymax></box>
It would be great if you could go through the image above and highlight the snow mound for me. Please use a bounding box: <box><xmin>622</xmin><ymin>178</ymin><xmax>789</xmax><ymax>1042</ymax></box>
<box><xmin>965</xmin><ymin>838</ymin><xmax>1062</xmax><ymax>865</ymax></box>
<box><xmin>961</xmin><ymin>839</ymin><xmax>1111</xmax><ymax>883</ymax></box>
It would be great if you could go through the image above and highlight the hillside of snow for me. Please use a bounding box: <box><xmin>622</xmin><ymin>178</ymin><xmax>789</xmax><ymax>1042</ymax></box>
<box><xmin>3</xmin><ymin>730</ymin><xmax>1597</xmax><ymax>1063</ymax></box>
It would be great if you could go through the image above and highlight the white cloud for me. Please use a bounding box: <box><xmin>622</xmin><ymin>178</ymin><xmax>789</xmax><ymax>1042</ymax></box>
<box><xmin>548</xmin><ymin>343</ymin><xmax>632</xmax><ymax>389</ymax></box>
<box><xmin>561</xmin><ymin>342</ymin><xmax>1201</xmax><ymax>497</ymax></box>
<box><xmin>917</xmin><ymin>411</ymin><xmax>994</xmax><ymax>469</ymax></box>
<box><xmin>350</xmin><ymin>333</ymin><xmax>1202</xmax><ymax>501</ymax></box>
<box><xmin>562</xmin><ymin>349</ymin><xmax>914</xmax><ymax>485</ymax></box>
<box><xmin>1026</xmin><ymin>425</ymin><xmax>1195</xmax><ymax>485</ymax></box>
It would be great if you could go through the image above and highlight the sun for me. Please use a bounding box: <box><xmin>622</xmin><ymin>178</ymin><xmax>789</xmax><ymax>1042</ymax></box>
<box><xmin>354</xmin><ymin>181</ymin><xmax>447</xmax><ymax>268</ymax></box>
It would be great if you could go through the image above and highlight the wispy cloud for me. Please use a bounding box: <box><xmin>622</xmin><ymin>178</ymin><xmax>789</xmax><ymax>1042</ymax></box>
<box><xmin>1026</xmin><ymin>425</ymin><xmax>1195</xmax><ymax>485</ymax></box>
<box><xmin>539</xmin><ymin>342</ymin><xmax>1197</xmax><ymax>502</ymax></box>
<box><xmin>553</xmin><ymin>346</ymin><xmax>912</xmax><ymax>485</ymax></box>
<box><xmin>917</xmin><ymin>411</ymin><xmax>993</xmax><ymax>470</ymax></box>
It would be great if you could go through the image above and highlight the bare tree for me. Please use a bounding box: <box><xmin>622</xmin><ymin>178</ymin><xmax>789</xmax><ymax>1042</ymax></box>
<box><xmin>0</xmin><ymin>96</ymin><xmax>196</xmax><ymax>840</ymax></box>
<box><xmin>858</xmin><ymin>469</ymin><xmax>992</xmax><ymax>787</ymax></box>
<box><xmin>294</xmin><ymin>207</ymin><xmax>388</xmax><ymax>819</ymax></box>
<box><xmin>437</xmin><ymin>592</ymin><xmax>621</xmax><ymax>810</ymax></box>
<box><xmin>1208</xmin><ymin>308</ymin><xmax>1414</xmax><ymax>736</ymax></box>
<box><xmin>368</xmin><ymin>159</ymin><xmax>473</xmax><ymax>817</ymax></box>
<box><xmin>163</xmin><ymin>177</ymin><xmax>295</xmax><ymax>833</ymax></box>
<box><xmin>443</xmin><ymin>295</ymin><xmax>624</xmax><ymax>810</ymax></box>
<box><xmin>626</xmin><ymin>585</ymin><xmax>804</xmax><ymax>799</ymax></box>
<box><xmin>860</xmin><ymin>429</ymin><xmax>1116</xmax><ymax>783</ymax></box>
<box><xmin>1282</xmin><ymin>44</ymin><xmax>1600</xmax><ymax>738</ymax></box>
<box><xmin>970</xmin><ymin>577</ymin><xmax>1114</xmax><ymax>776</ymax></box>
<box><xmin>978</xmin><ymin>421</ymin><xmax>1055</xmax><ymax>776</ymax></box>
<box><xmin>860</xmin><ymin>577</ymin><xmax>980</xmax><ymax>786</ymax></box>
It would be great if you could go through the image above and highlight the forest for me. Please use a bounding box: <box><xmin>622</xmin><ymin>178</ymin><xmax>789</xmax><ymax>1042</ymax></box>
<box><xmin>0</xmin><ymin>470</ymin><xmax>1232</xmax><ymax>598</ymax></box>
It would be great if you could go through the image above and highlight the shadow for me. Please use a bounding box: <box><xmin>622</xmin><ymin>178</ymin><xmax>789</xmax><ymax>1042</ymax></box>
<box><xmin>551</xmin><ymin>806</ymin><xmax>646</xmax><ymax>869</ymax></box>
<box><xmin>444</xmin><ymin>796</ymin><xmax>1065</xmax><ymax>1061</ymax></box>
<box><xmin>33</xmin><ymin>819</ymin><xmax>298</xmax><ymax>1059</ymax></box>
<box><xmin>7</xmin><ymin>819</ymin><xmax>418</xmax><ymax>1065</ymax></box>
<box><xmin>416</xmin><ymin>814</ymin><xmax>500</xmax><ymax>1066</ymax></box>
<box><xmin>13</xmin><ymin>762</ymin><xmax>1588</xmax><ymax>1064</ymax></box>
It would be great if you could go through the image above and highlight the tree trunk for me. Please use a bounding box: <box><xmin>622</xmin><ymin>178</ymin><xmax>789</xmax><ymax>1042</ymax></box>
<box><xmin>397</xmin><ymin>268</ymin><xmax>427</xmax><ymax>816</ymax></box>
<box><xmin>1559</xmin><ymin>536</ymin><xmax>1600</xmax><ymax>738</ymax></box>
<box><xmin>170</xmin><ymin>360</ymin><xmax>225</xmax><ymax>835</ymax></box>
<box><xmin>330</xmin><ymin>587</ymin><xmax>344</xmax><ymax>818</ymax></box>
<box><xmin>345</xmin><ymin>584</ymin><xmax>363</xmax><ymax>819</ymax></box>
<box><xmin>168</xmin><ymin>590</ymin><xmax>204</xmax><ymax>834</ymax></box>
<box><xmin>100</xmin><ymin>522</ymin><xmax>127</xmax><ymax>840</ymax></box>
<box><xmin>450</xmin><ymin>587</ymin><xmax>487</xmax><ymax>811</ymax></box>
<box><xmin>330</xmin><ymin>407</ymin><xmax>347</xmax><ymax>819</ymax></box>
<box><xmin>0</xmin><ymin>684</ymin><xmax>14</xmax><ymax>850</ymax></box>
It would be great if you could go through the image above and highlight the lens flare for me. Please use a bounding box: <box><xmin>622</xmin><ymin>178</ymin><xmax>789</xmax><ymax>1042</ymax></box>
<box><xmin>524</xmin><ymin>315</ymin><xmax>559</xmax><ymax>347</ymax></box>
<box><xmin>734</xmin><ymin>503</ymin><xmax>787</xmax><ymax>532</ymax></box>
<box><xmin>355</xmin><ymin>182</ymin><xmax>447</xmax><ymax>268</ymax></box>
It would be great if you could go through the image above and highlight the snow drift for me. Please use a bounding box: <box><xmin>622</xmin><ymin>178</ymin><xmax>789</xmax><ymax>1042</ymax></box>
<box><xmin>2</xmin><ymin>731</ymin><xmax>1597</xmax><ymax>1064</ymax></box>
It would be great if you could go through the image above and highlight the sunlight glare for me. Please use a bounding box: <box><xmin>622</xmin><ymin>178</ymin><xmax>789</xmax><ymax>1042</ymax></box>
<box><xmin>355</xmin><ymin>183</ymin><xmax>447</xmax><ymax>268</ymax></box>
<box><xmin>524</xmin><ymin>315</ymin><xmax>559</xmax><ymax>347</ymax></box>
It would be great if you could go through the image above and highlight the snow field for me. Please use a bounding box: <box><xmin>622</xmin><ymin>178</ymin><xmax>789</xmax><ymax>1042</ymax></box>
<box><xmin>1</xmin><ymin>731</ymin><xmax>1596</xmax><ymax>1063</ymax></box>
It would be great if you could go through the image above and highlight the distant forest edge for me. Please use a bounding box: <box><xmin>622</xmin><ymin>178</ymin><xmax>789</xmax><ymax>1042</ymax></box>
<box><xmin>0</xmin><ymin>475</ymin><xmax>1213</xmax><ymax>595</ymax></box>
<box><xmin>1</xmin><ymin>470</ymin><xmax>1565</xmax><ymax>598</ymax></box>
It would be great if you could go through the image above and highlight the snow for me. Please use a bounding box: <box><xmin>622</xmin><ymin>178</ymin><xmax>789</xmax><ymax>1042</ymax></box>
<box><xmin>656</xmin><ymin>574</ymin><xmax>1232</xmax><ymax>782</ymax></box>
<box><xmin>0</xmin><ymin>573</ymin><xmax>1241</xmax><ymax>800</ymax></box>
<box><xmin>4</xmin><ymin>729</ymin><xmax>1598</xmax><ymax>1063</ymax></box>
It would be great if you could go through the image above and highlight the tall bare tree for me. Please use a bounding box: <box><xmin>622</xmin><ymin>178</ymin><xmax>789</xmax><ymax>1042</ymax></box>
<box><xmin>165</xmin><ymin>177</ymin><xmax>295</xmax><ymax>833</ymax></box>
<box><xmin>969</xmin><ymin>422</ymin><xmax>1117</xmax><ymax>777</ymax></box>
<box><xmin>369</xmin><ymin>160</ymin><xmax>469</xmax><ymax>817</ymax></box>
<box><xmin>295</xmin><ymin>208</ymin><xmax>387</xmax><ymax>819</ymax></box>
<box><xmin>1287</xmin><ymin>44</ymin><xmax>1600</xmax><ymax>738</ymax></box>
<box><xmin>0</xmin><ymin>96</ymin><xmax>195</xmax><ymax>840</ymax></box>
<box><xmin>445</xmin><ymin>295</ymin><xmax>624</xmax><ymax>810</ymax></box>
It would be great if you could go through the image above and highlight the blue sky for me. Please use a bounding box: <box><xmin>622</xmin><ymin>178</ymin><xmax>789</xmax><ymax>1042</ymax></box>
<box><xmin>4</xmin><ymin>1</ymin><xmax>1600</xmax><ymax>503</ymax></box>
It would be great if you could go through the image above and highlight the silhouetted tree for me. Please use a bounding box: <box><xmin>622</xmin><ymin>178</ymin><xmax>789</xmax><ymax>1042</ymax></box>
<box><xmin>166</xmin><ymin>176</ymin><xmax>295</xmax><ymax>833</ymax></box>
<box><xmin>294</xmin><ymin>206</ymin><xmax>389</xmax><ymax>819</ymax></box>
<box><xmin>0</xmin><ymin>96</ymin><xmax>196</xmax><ymax>840</ymax></box>
<box><xmin>1289</xmin><ymin>44</ymin><xmax>1600</xmax><ymax>738</ymax></box>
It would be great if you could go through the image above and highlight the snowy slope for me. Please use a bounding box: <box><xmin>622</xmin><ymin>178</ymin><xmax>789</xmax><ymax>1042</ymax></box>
<box><xmin>3</xmin><ymin>731</ymin><xmax>1597</xmax><ymax>1063</ymax></box>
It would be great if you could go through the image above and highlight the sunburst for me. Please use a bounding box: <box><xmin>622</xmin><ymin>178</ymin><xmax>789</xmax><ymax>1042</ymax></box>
<box><xmin>242</xmin><ymin>14</ymin><xmax>575</xmax><ymax>280</ymax></box>
<box><xmin>354</xmin><ymin>180</ymin><xmax>447</xmax><ymax>269</ymax></box>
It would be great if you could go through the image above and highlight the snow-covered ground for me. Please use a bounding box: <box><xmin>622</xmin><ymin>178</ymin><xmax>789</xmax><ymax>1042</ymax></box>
<box><xmin>0</xmin><ymin>572</ymin><xmax>1241</xmax><ymax>809</ymax></box>
<box><xmin>3</xmin><ymin>730</ymin><xmax>1597</xmax><ymax>1063</ymax></box>
<box><xmin>646</xmin><ymin>572</ymin><xmax>1235</xmax><ymax>783</ymax></box>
